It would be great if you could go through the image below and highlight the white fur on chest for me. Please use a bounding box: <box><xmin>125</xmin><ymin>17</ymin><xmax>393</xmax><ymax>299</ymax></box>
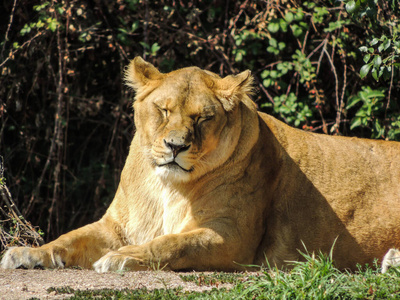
<box><xmin>124</xmin><ymin>174</ymin><xmax>191</xmax><ymax>245</ymax></box>
<box><xmin>161</xmin><ymin>185</ymin><xmax>191</xmax><ymax>234</ymax></box>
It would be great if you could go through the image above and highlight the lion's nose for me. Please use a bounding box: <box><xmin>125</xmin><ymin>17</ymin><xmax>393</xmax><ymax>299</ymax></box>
<box><xmin>164</xmin><ymin>140</ymin><xmax>191</xmax><ymax>158</ymax></box>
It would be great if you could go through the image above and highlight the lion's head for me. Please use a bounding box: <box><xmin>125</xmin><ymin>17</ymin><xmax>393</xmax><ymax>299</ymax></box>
<box><xmin>125</xmin><ymin>57</ymin><xmax>255</xmax><ymax>182</ymax></box>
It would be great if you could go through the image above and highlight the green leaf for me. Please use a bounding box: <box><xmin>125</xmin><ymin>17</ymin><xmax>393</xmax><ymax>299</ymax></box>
<box><xmin>305</xmin><ymin>2</ymin><xmax>316</xmax><ymax>9</ymax></box>
<box><xmin>20</xmin><ymin>24</ymin><xmax>31</xmax><ymax>36</ymax></box>
<box><xmin>374</xmin><ymin>120</ymin><xmax>384</xmax><ymax>137</ymax></box>
<box><xmin>373</xmin><ymin>55</ymin><xmax>382</xmax><ymax>68</ymax></box>
<box><xmin>350</xmin><ymin>117</ymin><xmax>362</xmax><ymax>130</ymax></box>
<box><xmin>33</xmin><ymin>2</ymin><xmax>49</xmax><ymax>11</ymax></box>
<box><xmin>270</xmin><ymin>70</ymin><xmax>279</xmax><ymax>78</ymax></box>
<box><xmin>268</xmin><ymin>21</ymin><xmax>280</xmax><ymax>33</ymax></box>
<box><xmin>139</xmin><ymin>41</ymin><xmax>149</xmax><ymax>49</ymax></box>
<box><xmin>263</xmin><ymin>78</ymin><xmax>272</xmax><ymax>88</ymax></box>
<box><xmin>383</xmin><ymin>39</ymin><xmax>391</xmax><ymax>51</ymax></box>
<box><xmin>267</xmin><ymin>46</ymin><xmax>279</xmax><ymax>55</ymax></box>
<box><xmin>235</xmin><ymin>51</ymin><xmax>243</xmax><ymax>62</ymax></box>
<box><xmin>131</xmin><ymin>21</ymin><xmax>139</xmax><ymax>32</ymax></box>
<box><xmin>364</xmin><ymin>89</ymin><xmax>385</xmax><ymax>99</ymax></box>
<box><xmin>56</xmin><ymin>6</ymin><xmax>64</xmax><ymax>15</ymax></box>
<box><xmin>345</xmin><ymin>0</ymin><xmax>356</xmax><ymax>13</ymax></box>
<box><xmin>370</xmin><ymin>38</ymin><xmax>379</xmax><ymax>46</ymax></box>
<box><xmin>279</xmin><ymin>19</ymin><xmax>288</xmax><ymax>32</ymax></box>
<box><xmin>261</xmin><ymin>70</ymin><xmax>270</xmax><ymax>79</ymax></box>
<box><xmin>324</xmin><ymin>21</ymin><xmax>343</xmax><ymax>32</ymax></box>
<box><xmin>269</xmin><ymin>38</ymin><xmax>277</xmax><ymax>48</ymax></box>
<box><xmin>46</xmin><ymin>18</ymin><xmax>59</xmax><ymax>32</ymax></box>
<box><xmin>292</xmin><ymin>24</ymin><xmax>303</xmax><ymax>37</ymax></box>
<box><xmin>295</xmin><ymin>11</ymin><xmax>304</xmax><ymax>21</ymax></box>
<box><xmin>151</xmin><ymin>43</ymin><xmax>161</xmax><ymax>54</ymax></box>
<box><xmin>234</xmin><ymin>38</ymin><xmax>242</xmax><ymax>46</ymax></box>
<box><xmin>359</xmin><ymin>46</ymin><xmax>368</xmax><ymax>52</ymax></box>
<box><xmin>371</xmin><ymin>68</ymin><xmax>378</xmax><ymax>81</ymax></box>
<box><xmin>285</xmin><ymin>12</ymin><xmax>294</xmax><ymax>23</ymax></box>
<box><xmin>360</xmin><ymin>64</ymin><xmax>372</xmax><ymax>79</ymax></box>
<box><xmin>346</xmin><ymin>96</ymin><xmax>362</xmax><ymax>109</ymax></box>
<box><xmin>363</xmin><ymin>54</ymin><xmax>371</xmax><ymax>63</ymax></box>
<box><xmin>379</xmin><ymin>66</ymin><xmax>385</xmax><ymax>78</ymax></box>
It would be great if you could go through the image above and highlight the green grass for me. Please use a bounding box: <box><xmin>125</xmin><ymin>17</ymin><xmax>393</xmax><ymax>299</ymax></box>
<box><xmin>42</xmin><ymin>250</ymin><xmax>400</xmax><ymax>300</ymax></box>
<box><xmin>241</xmin><ymin>249</ymin><xmax>400</xmax><ymax>299</ymax></box>
<box><xmin>180</xmin><ymin>271</ymin><xmax>245</xmax><ymax>286</ymax></box>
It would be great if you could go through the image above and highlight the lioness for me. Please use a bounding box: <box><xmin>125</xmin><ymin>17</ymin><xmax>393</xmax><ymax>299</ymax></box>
<box><xmin>2</xmin><ymin>57</ymin><xmax>400</xmax><ymax>272</ymax></box>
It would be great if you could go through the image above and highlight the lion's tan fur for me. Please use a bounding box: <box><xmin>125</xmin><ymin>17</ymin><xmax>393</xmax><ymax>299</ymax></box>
<box><xmin>2</xmin><ymin>58</ymin><xmax>400</xmax><ymax>272</ymax></box>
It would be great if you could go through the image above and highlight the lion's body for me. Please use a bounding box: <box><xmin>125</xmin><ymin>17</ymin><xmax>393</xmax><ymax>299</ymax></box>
<box><xmin>2</xmin><ymin>58</ymin><xmax>400</xmax><ymax>272</ymax></box>
<box><xmin>256</xmin><ymin>114</ymin><xmax>400</xmax><ymax>270</ymax></box>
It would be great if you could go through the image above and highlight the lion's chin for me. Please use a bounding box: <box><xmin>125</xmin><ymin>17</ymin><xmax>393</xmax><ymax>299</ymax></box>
<box><xmin>154</xmin><ymin>162</ymin><xmax>194</xmax><ymax>182</ymax></box>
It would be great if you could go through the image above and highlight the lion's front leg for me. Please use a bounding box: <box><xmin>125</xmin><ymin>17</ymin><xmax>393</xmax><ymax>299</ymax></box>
<box><xmin>1</xmin><ymin>218</ymin><xmax>124</xmax><ymax>270</ymax></box>
<box><xmin>94</xmin><ymin>228</ymin><xmax>243</xmax><ymax>272</ymax></box>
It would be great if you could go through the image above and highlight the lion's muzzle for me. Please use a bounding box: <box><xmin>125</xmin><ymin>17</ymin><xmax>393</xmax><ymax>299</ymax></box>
<box><xmin>163</xmin><ymin>127</ymin><xmax>193</xmax><ymax>157</ymax></box>
<box><xmin>164</xmin><ymin>139</ymin><xmax>191</xmax><ymax>158</ymax></box>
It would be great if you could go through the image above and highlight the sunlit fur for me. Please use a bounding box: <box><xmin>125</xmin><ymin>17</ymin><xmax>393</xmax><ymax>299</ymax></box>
<box><xmin>2</xmin><ymin>57</ymin><xmax>400</xmax><ymax>273</ymax></box>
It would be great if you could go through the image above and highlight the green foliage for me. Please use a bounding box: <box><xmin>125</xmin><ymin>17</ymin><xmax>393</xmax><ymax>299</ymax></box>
<box><xmin>263</xmin><ymin>93</ymin><xmax>313</xmax><ymax>127</ymax></box>
<box><xmin>241</xmin><ymin>244</ymin><xmax>341</xmax><ymax>299</ymax></box>
<box><xmin>233</xmin><ymin>0</ymin><xmax>400</xmax><ymax>138</ymax></box>
<box><xmin>20</xmin><ymin>1</ymin><xmax>60</xmax><ymax>35</ymax></box>
<box><xmin>347</xmin><ymin>87</ymin><xmax>386</xmax><ymax>136</ymax></box>
<box><xmin>140</xmin><ymin>42</ymin><xmax>161</xmax><ymax>57</ymax></box>
<box><xmin>358</xmin><ymin>34</ymin><xmax>400</xmax><ymax>81</ymax></box>
<box><xmin>347</xmin><ymin>86</ymin><xmax>400</xmax><ymax>139</ymax></box>
<box><xmin>344</xmin><ymin>0</ymin><xmax>400</xmax><ymax>82</ymax></box>
<box><xmin>240</xmin><ymin>249</ymin><xmax>400</xmax><ymax>299</ymax></box>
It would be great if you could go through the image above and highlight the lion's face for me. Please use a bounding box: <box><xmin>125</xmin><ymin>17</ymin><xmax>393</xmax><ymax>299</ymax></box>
<box><xmin>126</xmin><ymin>57</ymin><xmax>253</xmax><ymax>182</ymax></box>
<box><xmin>134</xmin><ymin>74</ymin><xmax>230</xmax><ymax>182</ymax></box>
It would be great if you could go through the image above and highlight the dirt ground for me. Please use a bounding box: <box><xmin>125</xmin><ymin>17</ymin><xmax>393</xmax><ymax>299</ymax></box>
<box><xmin>0</xmin><ymin>268</ymin><xmax>239</xmax><ymax>299</ymax></box>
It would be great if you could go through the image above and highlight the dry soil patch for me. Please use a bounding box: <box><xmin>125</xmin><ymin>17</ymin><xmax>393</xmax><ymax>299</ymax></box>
<box><xmin>0</xmin><ymin>268</ymin><xmax>239</xmax><ymax>299</ymax></box>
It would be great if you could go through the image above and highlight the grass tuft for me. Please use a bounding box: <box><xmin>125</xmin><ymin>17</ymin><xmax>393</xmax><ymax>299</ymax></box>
<box><xmin>241</xmin><ymin>246</ymin><xmax>343</xmax><ymax>299</ymax></box>
<box><xmin>240</xmin><ymin>246</ymin><xmax>400</xmax><ymax>300</ymax></box>
<box><xmin>180</xmin><ymin>271</ymin><xmax>245</xmax><ymax>286</ymax></box>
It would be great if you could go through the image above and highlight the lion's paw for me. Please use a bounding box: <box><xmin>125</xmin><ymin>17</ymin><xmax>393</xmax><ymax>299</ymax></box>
<box><xmin>93</xmin><ymin>251</ymin><xmax>128</xmax><ymax>272</ymax></box>
<box><xmin>0</xmin><ymin>247</ymin><xmax>64</xmax><ymax>269</ymax></box>
<box><xmin>93</xmin><ymin>251</ymin><xmax>147</xmax><ymax>273</ymax></box>
<box><xmin>382</xmin><ymin>248</ymin><xmax>400</xmax><ymax>273</ymax></box>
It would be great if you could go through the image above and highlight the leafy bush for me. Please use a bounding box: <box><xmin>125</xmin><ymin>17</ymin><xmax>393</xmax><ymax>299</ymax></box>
<box><xmin>0</xmin><ymin>0</ymin><xmax>399</xmax><ymax>239</ymax></box>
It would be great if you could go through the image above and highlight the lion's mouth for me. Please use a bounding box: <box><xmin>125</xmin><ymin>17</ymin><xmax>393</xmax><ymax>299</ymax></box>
<box><xmin>158</xmin><ymin>161</ymin><xmax>193</xmax><ymax>173</ymax></box>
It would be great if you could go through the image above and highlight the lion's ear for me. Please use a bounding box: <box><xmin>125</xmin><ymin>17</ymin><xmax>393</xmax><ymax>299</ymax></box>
<box><xmin>214</xmin><ymin>70</ymin><xmax>254</xmax><ymax>111</ymax></box>
<box><xmin>124</xmin><ymin>57</ymin><xmax>164</xmax><ymax>91</ymax></box>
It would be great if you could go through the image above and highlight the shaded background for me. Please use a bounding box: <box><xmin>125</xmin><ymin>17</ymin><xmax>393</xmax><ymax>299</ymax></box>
<box><xmin>1</xmin><ymin>0</ymin><xmax>399</xmax><ymax>243</ymax></box>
